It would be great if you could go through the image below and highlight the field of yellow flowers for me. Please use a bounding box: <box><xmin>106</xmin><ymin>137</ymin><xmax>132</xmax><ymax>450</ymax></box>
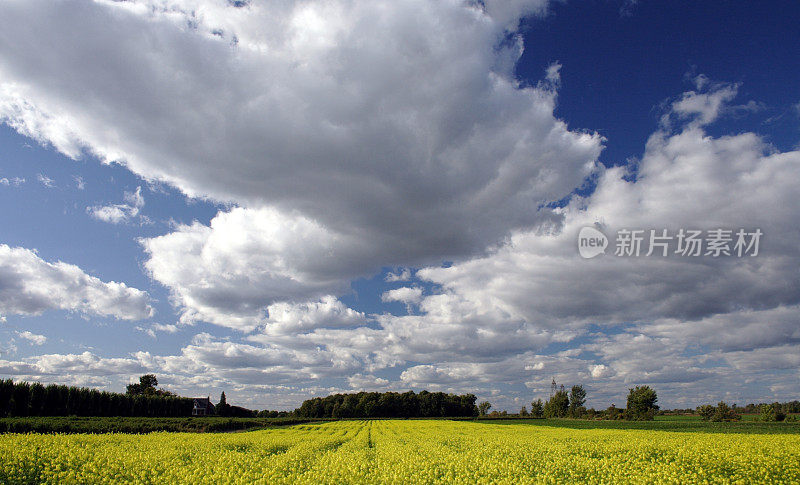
<box><xmin>1</xmin><ymin>419</ymin><xmax>799</xmax><ymax>483</ymax></box>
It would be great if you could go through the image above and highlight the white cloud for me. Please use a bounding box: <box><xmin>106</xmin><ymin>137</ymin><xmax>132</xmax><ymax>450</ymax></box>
<box><xmin>36</xmin><ymin>173</ymin><xmax>54</xmax><ymax>188</ymax></box>
<box><xmin>73</xmin><ymin>175</ymin><xmax>85</xmax><ymax>190</ymax></box>
<box><xmin>545</xmin><ymin>61</ymin><xmax>561</xmax><ymax>85</ymax></box>
<box><xmin>0</xmin><ymin>177</ymin><xmax>24</xmax><ymax>186</ymax></box>
<box><xmin>141</xmin><ymin>207</ymin><xmax>376</xmax><ymax>330</ymax></box>
<box><xmin>381</xmin><ymin>286</ymin><xmax>424</xmax><ymax>314</ymax></box>
<box><xmin>348</xmin><ymin>373</ymin><xmax>389</xmax><ymax>391</ymax></box>
<box><xmin>136</xmin><ymin>323</ymin><xmax>180</xmax><ymax>339</ymax></box>
<box><xmin>619</xmin><ymin>0</ymin><xmax>639</xmax><ymax>17</ymax></box>
<box><xmin>590</xmin><ymin>364</ymin><xmax>612</xmax><ymax>379</ymax></box>
<box><xmin>722</xmin><ymin>343</ymin><xmax>800</xmax><ymax>372</ymax></box>
<box><xmin>124</xmin><ymin>185</ymin><xmax>144</xmax><ymax>208</ymax></box>
<box><xmin>88</xmin><ymin>205</ymin><xmax>129</xmax><ymax>224</ymax></box>
<box><xmin>381</xmin><ymin>287</ymin><xmax>423</xmax><ymax>306</ymax></box>
<box><xmin>384</xmin><ymin>268</ymin><xmax>412</xmax><ymax>283</ymax></box>
<box><xmin>0</xmin><ymin>351</ymin><xmax>146</xmax><ymax>383</ymax></box>
<box><xmin>371</xmin><ymin>293</ymin><xmax>571</xmax><ymax>364</ymax></box>
<box><xmin>0</xmin><ymin>339</ymin><xmax>17</xmax><ymax>358</ymax></box>
<box><xmin>660</xmin><ymin>79</ymin><xmax>744</xmax><ymax>129</ymax></box>
<box><xmin>261</xmin><ymin>296</ymin><xmax>366</xmax><ymax>336</ymax></box>
<box><xmin>0</xmin><ymin>82</ymin><xmax>85</xmax><ymax>158</ymax></box>
<box><xmin>15</xmin><ymin>330</ymin><xmax>46</xmax><ymax>345</ymax></box>
<box><xmin>643</xmin><ymin>305</ymin><xmax>800</xmax><ymax>353</ymax></box>
<box><xmin>87</xmin><ymin>186</ymin><xmax>146</xmax><ymax>224</ymax></box>
<box><xmin>0</xmin><ymin>244</ymin><xmax>153</xmax><ymax>320</ymax></box>
<box><xmin>691</xmin><ymin>73</ymin><xmax>710</xmax><ymax>90</ymax></box>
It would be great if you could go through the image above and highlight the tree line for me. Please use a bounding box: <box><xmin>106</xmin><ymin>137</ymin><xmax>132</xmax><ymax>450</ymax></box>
<box><xmin>0</xmin><ymin>376</ymin><xmax>295</xmax><ymax>418</ymax></box>
<box><xmin>295</xmin><ymin>391</ymin><xmax>478</xmax><ymax>418</ymax></box>
<box><xmin>696</xmin><ymin>401</ymin><xmax>798</xmax><ymax>422</ymax></box>
<box><xmin>481</xmin><ymin>380</ymin><xmax>660</xmax><ymax>421</ymax></box>
<box><xmin>3</xmin><ymin>374</ymin><xmax>796</xmax><ymax>421</ymax></box>
<box><xmin>492</xmin><ymin>380</ymin><xmax>796</xmax><ymax>422</ymax></box>
<box><xmin>0</xmin><ymin>378</ymin><xmax>194</xmax><ymax>417</ymax></box>
<box><xmin>528</xmin><ymin>381</ymin><xmax>658</xmax><ymax>421</ymax></box>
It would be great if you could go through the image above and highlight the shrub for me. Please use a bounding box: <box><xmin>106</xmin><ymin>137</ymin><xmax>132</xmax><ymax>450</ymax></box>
<box><xmin>697</xmin><ymin>405</ymin><xmax>715</xmax><ymax>421</ymax></box>
<box><xmin>711</xmin><ymin>402</ymin><xmax>740</xmax><ymax>422</ymax></box>
<box><xmin>760</xmin><ymin>403</ymin><xmax>786</xmax><ymax>422</ymax></box>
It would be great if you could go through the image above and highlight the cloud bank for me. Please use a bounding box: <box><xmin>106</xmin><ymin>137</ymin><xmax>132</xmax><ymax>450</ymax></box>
<box><xmin>0</xmin><ymin>0</ymin><xmax>797</xmax><ymax>410</ymax></box>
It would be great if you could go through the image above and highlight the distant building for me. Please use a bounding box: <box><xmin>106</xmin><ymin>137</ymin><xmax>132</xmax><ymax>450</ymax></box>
<box><xmin>192</xmin><ymin>397</ymin><xmax>215</xmax><ymax>416</ymax></box>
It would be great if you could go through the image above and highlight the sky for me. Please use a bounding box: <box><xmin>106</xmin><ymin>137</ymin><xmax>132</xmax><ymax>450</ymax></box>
<box><xmin>0</xmin><ymin>0</ymin><xmax>798</xmax><ymax>412</ymax></box>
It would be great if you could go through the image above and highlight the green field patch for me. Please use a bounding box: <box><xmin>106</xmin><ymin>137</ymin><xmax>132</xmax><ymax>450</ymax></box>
<box><xmin>473</xmin><ymin>416</ymin><xmax>800</xmax><ymax>434</ymax></box>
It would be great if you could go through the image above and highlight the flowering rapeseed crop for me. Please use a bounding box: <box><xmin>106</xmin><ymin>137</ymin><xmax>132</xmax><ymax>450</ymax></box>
<box><xmin>1</xmin><ymin>420</ymin><xmax>798</xmax><ymax>483</ymax></box>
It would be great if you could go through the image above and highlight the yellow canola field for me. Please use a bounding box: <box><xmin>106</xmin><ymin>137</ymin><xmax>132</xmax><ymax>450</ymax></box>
<box><xmin>1</xmin><ymin>420</ymin><xmax>799</xmax><ymax>484</ymax></box>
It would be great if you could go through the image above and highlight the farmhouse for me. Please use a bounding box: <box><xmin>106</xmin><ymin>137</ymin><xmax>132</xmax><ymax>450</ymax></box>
<box><xmin>192</xmin><ymin>397</ymin><xmax>215</xmax><ymax>416</ymax></box>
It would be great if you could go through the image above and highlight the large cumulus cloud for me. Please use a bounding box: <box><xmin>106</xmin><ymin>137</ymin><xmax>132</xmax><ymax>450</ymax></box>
<box><xmin>0</xmin><ymin>0</ymin><xmax>605</xmax><ymax>323</ymax></box>
<box><xmin>0</xmin><ymin>244</ymin><xmax>153</xmax><ymax>321</ymax></box>
<box><xmin>0</xmin><ymin>0</ymin><xmax>598</xmax><ymax>261</ymax></box>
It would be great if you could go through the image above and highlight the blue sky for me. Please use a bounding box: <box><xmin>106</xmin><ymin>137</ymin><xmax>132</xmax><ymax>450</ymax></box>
<box><xmin>0</xmin><ymin>0</ymin><xmax>798</xmax><ymax>411</ymax></box>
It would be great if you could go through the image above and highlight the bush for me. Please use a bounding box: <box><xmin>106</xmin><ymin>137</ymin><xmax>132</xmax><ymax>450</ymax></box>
<box><xmin>605</xmin><ymin>405</ymin><xmax>622</xmax><ymax>420</ymax></box>
<box><xmin>711</xmin><ymin>402</ymin><xmax>740</xmax><ymax>422</ymax></box>
<box><xmin>697</xmin><ymin>405</ymin><xmax>715</xmax><ymax>421</ymax></box>
<box><xmin>760</xmin><ymin>403</ymin><xmax>786</xmax><ymax>422</ymax></box>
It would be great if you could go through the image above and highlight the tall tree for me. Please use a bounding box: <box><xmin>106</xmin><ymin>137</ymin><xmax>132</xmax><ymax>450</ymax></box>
<box><xmin>139</xmin><ymin>374</ymin><xmax>158</xmax><ymax>389</ymax></box>
<box><xmin>568</xmin><ymin>385</ymin><xmax>586</xmax><ymax>418</ymax></box>
<box><xmin>217</xmin><ymin>391</ymin><xmax>231</xmax><ymax>416</ymax></box>
<box><xmin>127</xmin><ymin>374</ymin><xmax>159</xmax><ymax>395</ymax></box>
<box><xmin>28</xmin><ymin>383</ymin><xmax>46</xmax><ymax>416</ymax></box>
<box><xmin>544</xmin><ymin>389</ymin><xmax>569</xmax><ymax>418</ymax></box>
<box><xmin>530</xmin><ymin>399</ymin><xmax>544</xmax><ymax>418</ymax></box>
<box><xmin>478</xmin><ymin>401</ymin><xmax>492</xmax><ymax>416</ymax></box>
<box><xmin>625</xmin><ymin>386</ymin><xmax>658</xmax><ymax>420</ymax></box>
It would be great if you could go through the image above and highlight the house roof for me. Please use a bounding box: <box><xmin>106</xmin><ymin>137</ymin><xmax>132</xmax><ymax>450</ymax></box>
<box><xmin>192</xmin><ymin>398</ymin><xmax>215</xmax><ymax>408</ymax></box>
